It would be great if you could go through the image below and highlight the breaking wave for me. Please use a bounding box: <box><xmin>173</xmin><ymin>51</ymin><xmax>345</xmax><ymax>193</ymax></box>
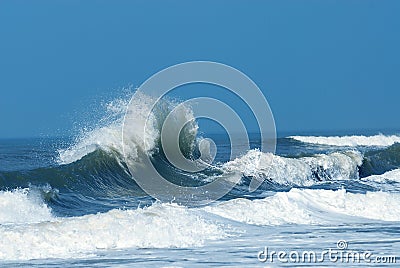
<box><xmin>0</xmin><ymin>188</ymin><xmax>226</xmax><ymax>260</ymax></box>
<box><xmin>290</xmin><ymin>134</ymin><xmax>400</xmax><ymax>147</ymax></box>
<box><xmin>1</xmin><ymin>92</ymin><xmax>400</xmax><ymax>262</ymax></box>
<box><xmin>223</xmin><ymin>149</ymin><xmax>363</xmax><ymax>186</ymax></box>
<box><xmin>205</xmin><ymin>188</ymin><xmax>400</xmax><ymax>225</ymax></box>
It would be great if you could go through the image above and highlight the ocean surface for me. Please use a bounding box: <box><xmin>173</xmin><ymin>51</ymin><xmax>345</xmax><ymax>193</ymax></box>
<box><xmin>0</xmin><ymin>98</ymin><xmax>399</xmax><ymax>267</ymax></box>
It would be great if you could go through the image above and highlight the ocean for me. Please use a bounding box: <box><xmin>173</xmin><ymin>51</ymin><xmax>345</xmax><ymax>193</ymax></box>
<box><xmin>0</xmin><ymin>97</ymin><xmax>399</xmax><ymax>267</ymax></box>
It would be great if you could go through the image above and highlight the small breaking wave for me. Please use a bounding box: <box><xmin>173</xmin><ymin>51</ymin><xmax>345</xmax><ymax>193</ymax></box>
<box><xmin>205</xmin><ymin>188</ymin><xmax>400</xmax><ymax>225</ymax></box>
<box><xmin>0</xmin><ymin>188</ymin><xmax>53</xmax><ymax>225</ymax></box>
<box><xmin>290</xmin><ymin>134</ymin><xmax>400</xmax><ymax>147</ymax></box>
<box><xmin>0</xmin><ymin>200</ymin><xmax>226</xmax><ymax>260</ymax></box>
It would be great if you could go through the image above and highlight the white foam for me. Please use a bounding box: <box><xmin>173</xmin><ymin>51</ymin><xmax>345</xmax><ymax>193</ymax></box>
<box><xmin>205</xmin><ymin>188</ymin><xmax>400</xmax><ymax>225</ymax></box>
<box><xmin>290</xmin><ymin>134</ymin><xmax>400</xmax><ymax>147</ymax></box>
<box><xmin>0</xmin><ymin>189</ymin><xmax>53</xmax><ymax>225</ymax></box>
<box><xmin>57</xmin><ymin>95</ymin><xmax>131</xmax><ymax>165</ymax></box>
<box><xmin>58</xmin><ymin>93</ymin><xmax>198</xmax><ymax>165</ymax></box>
<box><xmin>57</xmin><ymin>124</ymin><xmax>123</xmax><ymax>165</ymax></box>
<box><xmin>222</xmin><ymin>149</ymin><xmax>362</xmax><ymax>186</ymax></box>
<box><xmin>0</xmin><ymin>203</ymin><xmax>225</xmax><ymax>260</ymax></box>
<box><xmin>363</xmin><ymin>169</ymin><xmax>400</xmax><ymax>183</ymax></box>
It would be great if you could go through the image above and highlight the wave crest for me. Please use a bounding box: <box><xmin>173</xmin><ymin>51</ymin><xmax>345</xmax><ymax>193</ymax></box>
<box><xmin>290</xmin><ymin>134</ymin><xmax>400</xmax><ymax>147</ymax></box>
<box><xmin>58</xmin><ymin>92</ymin><xmax>199</xmax><ymax>165</ymax></box>
<box><xmin>0</xmin><ymin>203</ymin><xmax>225</xmax><ymax>260</ymax></box>
<box><xmin>205</xmin><ymin>188</ymin><xmax>400</xmax><ymax>225</ymax></box>
<box><xmin>223</xmin><ymin>149</ymin><xmax>363</xmax><ymax>186</ymax></box>
<box><xmin>0</xmin><ymin>188</ymin><xmax>53</xmax><ymax>225</ymax></box>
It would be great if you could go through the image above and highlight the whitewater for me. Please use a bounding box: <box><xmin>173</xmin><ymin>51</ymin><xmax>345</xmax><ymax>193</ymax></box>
<box><xmin>0</xmin><ymin>95</ymin><xmax>399</xmax><ymax>266</ymax></box>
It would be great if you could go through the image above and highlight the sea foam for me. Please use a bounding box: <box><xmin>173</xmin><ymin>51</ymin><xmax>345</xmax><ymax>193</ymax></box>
<box><xmin>290</xmin><ymin>134</ymin><xmax>400</xmax><ymax>147</ymax></box>
<box><xmin>0</xmin><ymin>188</ymin><xmax>53</xmax><ymax>225</ymax></box>
<box><xmin>205</xmin><ymin>188</ymin><xmax>400</xmax><ymax>225</ymax></box>
<box><xmin>362</xmin><ymin>169</ymin><xmax>400</xmax><ymax>183</ymax></box>
<box><xmin>222</xmin><ymin>149</ymin><xmax>363</xmax><ymax>186</ymax></box>
<box><xmin>58</xmin><ymin>93</ymin><xmax>198</xmax><ymax>166</ymax></box>
<box><xmin>0</xmin><ymin>201</ymin><xmax>225</xmax><ymax>260</ymax></box>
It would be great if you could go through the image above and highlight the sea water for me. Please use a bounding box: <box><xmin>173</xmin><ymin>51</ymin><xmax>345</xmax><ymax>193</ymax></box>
<box><xmin>0</xmin><ymin>97</ymin><xmax>399</xmax><ymax>267</ymax></box>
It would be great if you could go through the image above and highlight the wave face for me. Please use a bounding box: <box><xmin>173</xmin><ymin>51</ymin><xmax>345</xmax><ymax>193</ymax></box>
<box><xmin>359</xmin><ymin>143</ymin><xmax>400</xmax><ymax>177</ymax></box>
<box><xmin>290</xmin><ymin>134</ymin><xmax>400</xmax><ymax>147</ymax></box>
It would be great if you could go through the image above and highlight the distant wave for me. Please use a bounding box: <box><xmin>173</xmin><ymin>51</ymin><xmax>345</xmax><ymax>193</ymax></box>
<box><xmin>290</xmin><ymin>134</ymin><xmax>400</xmax><ymax>147</ymax></box>
<box><xmin>205</xmin><ymin>188</ymin><xmax>400</xmax><ymax>225</ymax></box>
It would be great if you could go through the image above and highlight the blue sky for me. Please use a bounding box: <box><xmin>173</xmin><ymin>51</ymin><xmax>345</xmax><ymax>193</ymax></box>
<box><xmin>0</xmin><ymin>0</ymin><xmax>399</xmax><ymax>138</ymax></box>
